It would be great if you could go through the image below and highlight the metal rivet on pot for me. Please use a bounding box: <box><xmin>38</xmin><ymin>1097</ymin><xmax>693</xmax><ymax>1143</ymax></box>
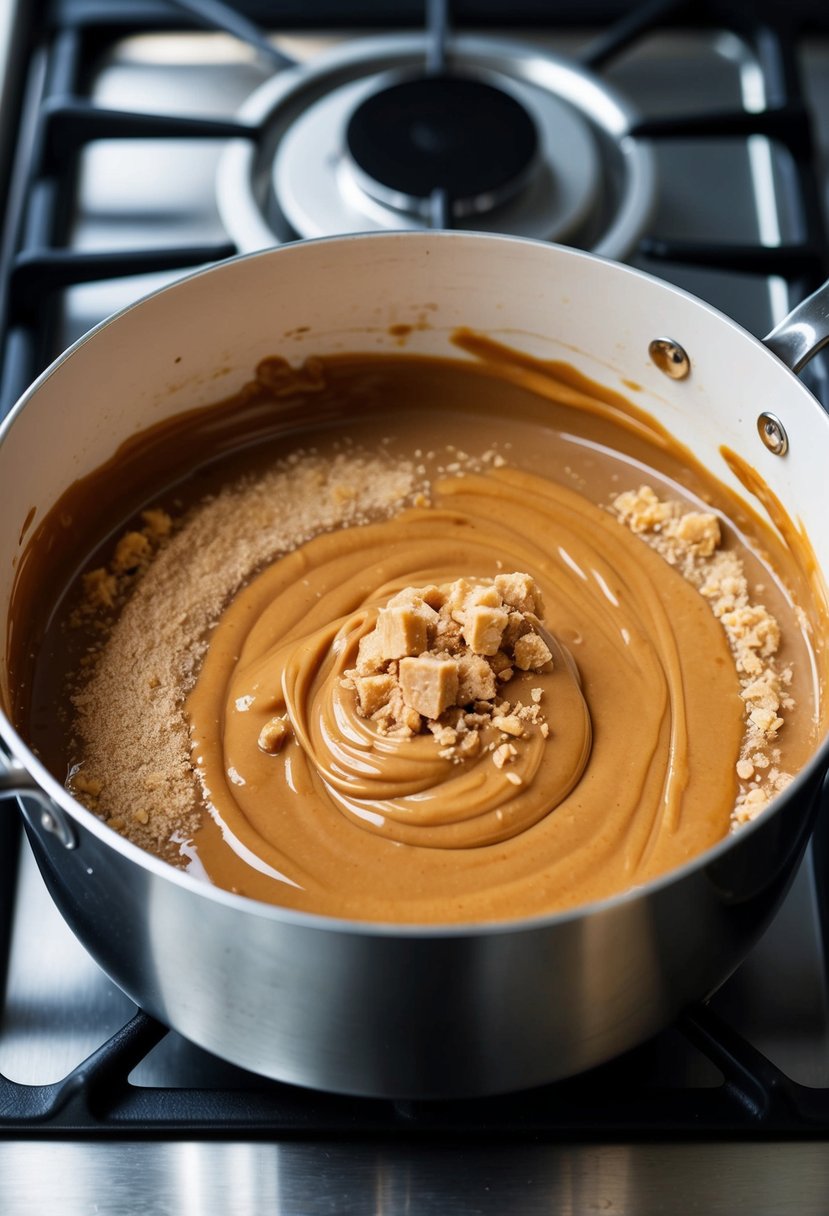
<box><xmin>39</xmin><ymin>805</ymin><xmax>78</xmax><ymax>850</ymax></box>
<box><xmin>757</xmin><ymin>412</ymin><xmax>789</xmax><ymax>456</ymax></box>
<box><xmin>649</xmin><ymin>337</ymin><xmax>690</xmax><ymax>379</ymax></box>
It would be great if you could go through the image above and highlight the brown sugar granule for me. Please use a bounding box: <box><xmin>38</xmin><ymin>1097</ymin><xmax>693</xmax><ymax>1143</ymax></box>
<box><xmin>112</xmin><ymin>530</ymin><xmax>153</xmax><ymax>575</ymax></box>
<box><xmin>72</xmin><ymin>508</ymin><xmax>175</xmax><ymax>627</ymax></box>
<box><xmin>69</xmin><ymin>450</ymin><xmax>423</xmax><ymax>854</ymax></box>
<box><xmin>141</xmin><ymin>508</ymin><xmax>173</xmax><ymax>541</ymax></box>
<box><xmin>612</xmin><ymin>484</ymin><xmax>793</xmax><ymax>826</ymax></box>
<box><xmin>67</xmin><ymin>770</ymin><xmax>103</xmax><ymax>811</ymax></box>
<box><xmin>340</xmin><ymin>574</ymin><xmax>552</xmax><ymax>770</ymax></box>
<box><xmin>81</xmin><ymin>567</ymin><xmax>118</xmax><ymax>610</ymax></box>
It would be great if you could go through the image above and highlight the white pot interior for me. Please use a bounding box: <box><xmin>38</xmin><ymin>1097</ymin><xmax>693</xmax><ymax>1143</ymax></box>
<box><xmin>2</xmin><ymin>231</ymin><xmax>829</xmax><ymax>706</ymax></box>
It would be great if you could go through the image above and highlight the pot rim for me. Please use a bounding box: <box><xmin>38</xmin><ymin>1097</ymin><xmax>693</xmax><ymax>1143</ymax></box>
<box><xmin>4</xmin><ymin>711</ymin><xmax>828</xmax><ymax>939</ymax></box>
<box><xmin>3</xmin><ymin>228</ymin><xmax>829</xmax><ymax>939</ymax></box>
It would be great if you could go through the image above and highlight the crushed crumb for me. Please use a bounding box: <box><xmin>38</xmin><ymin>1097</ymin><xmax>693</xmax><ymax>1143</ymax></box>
<box><xmin>68</xmin><ymin>769</ymin><xmax>103</xmax><ymax>809</ymax></box>
<box><xmin>340</xmin><ymin>573</ymin><xmax>553</xmax><ymax>770</ymax></box>
<box><xmin>81</xmin><ymin>567</ymin><xmax>118</xmax><ymax>610</ymax></box>
<box><xmin>612</xmin><ymin>484</ymin><xmax>794</xmax><ymax>827</ymax></box>
<box><xmin>258</xmin><ymin>715</ymin><xmax>292</xmax><ymax>754</ymax></box>
<box><xmin>67</xmin><ymin>449</ymin><xmax>427</xmax><ymax>852</ymax></box>
<box><xmin>72</xmin><ymin>509</ymin><xmax>175</xmax><ymax>627</ymax></box>
<box><xmin>141</xmin><ymin>508</ymin><xmax>173</xmax><ymax>541</ymax></box>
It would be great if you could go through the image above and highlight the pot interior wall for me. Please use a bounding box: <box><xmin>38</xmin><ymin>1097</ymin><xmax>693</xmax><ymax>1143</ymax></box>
<box><xmin>3</xmin><ymin>232</ymin><xmax>829</xmax><ymax>706</ymax></box>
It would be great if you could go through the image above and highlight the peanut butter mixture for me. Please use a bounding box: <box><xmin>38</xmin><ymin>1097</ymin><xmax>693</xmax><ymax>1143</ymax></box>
<box><xmin>11</xmin><ymin>346</ymin><xmax>826</xmax><ymax>924</ymax></box>
<box><xmin>212</xmin><ymin>571</ymin><xmax>592</xmax><ymax>852</ymax></box>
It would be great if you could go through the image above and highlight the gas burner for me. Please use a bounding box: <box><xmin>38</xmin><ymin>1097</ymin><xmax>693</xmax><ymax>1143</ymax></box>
<box><xmin>216</xmin><ymin>34</ymin><xmax>656</xmax><ymax>259</ymax></box>
<box><xmin>345</xmin><ymin>72</ymin><xmax>540</xmax><ymax>219</ymax></box>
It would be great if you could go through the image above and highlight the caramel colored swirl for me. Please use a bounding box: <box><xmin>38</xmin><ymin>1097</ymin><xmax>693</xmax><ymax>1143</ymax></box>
<box><xmin>186</xmin><ymin>467</ymin><xmax>744</xmax><ymax>923</ymax></box>
<box><xmin>246</xmin><ymin>602</ymin><xmax>591</xmax><ymax>848</ymax></box>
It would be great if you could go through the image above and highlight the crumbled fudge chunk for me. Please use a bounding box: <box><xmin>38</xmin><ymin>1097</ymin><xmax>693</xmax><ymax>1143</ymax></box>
<box><xmin>665</xmin><ymin>511</ymin><xmax>720</xmax><ymax>557</ymax></box>
<box><xmin>73</xmin><ymin>502</ymin><xmax>175</xmax><ymax>626</ymax></box>
<box><xmin>258</xmin><ymin>715</ymin><xmax>292</xmax><ymax>754</ymax></box>
<box><xmin>495</xmin><ymin>571</ymin><xmax>544</xmax><ymax>615</ymax></box>
<box><xmin>141</xmin><ymin>508</ymin><xmax>173</xmax><ymax>540</ymax></box>
<box><xmin>82</xmin><ymin>567</ymin><xmax>118</xmax><ymax>609</ymax></box>
<box><xmin>457</xmin><ymin>653</ymin><xmax>497</xmax><ymax>702</ymax></box>
<box><xmin>460</xmin><ymin>604</ymin><xmax>509</xmax><ymax>655</ymax></box>
<box><xmin>513</xmin><ymin>632</ymin><xmax>553</xmax><ymax>671</ymax></box>
<box><xmin>399</xmin><ymin>654</ymin><xmax>460</xmax><ymax>720</ymax></box>
<box><xmin>112</xmin><ymin>530</ymin><xmax>153</xmax><ymax>574</ymax></box>
<box><xmin>339</xmin><ymin>573</ymin><xmax>554</xmax><ymax>765</ymax></box>
<box><xmin>353</xmin><ymin>673</ymin><xmax>398</xmax><ymax>716</ymax></box>
<box><xmin>613</xmin><ymin>485</ymin><xmax>677</xmax><ymax>533</ymax></box>
<box><xmin>378</xmin><ymin>595</ymin><xmax>439</xmax><ymax>659</ymax></box>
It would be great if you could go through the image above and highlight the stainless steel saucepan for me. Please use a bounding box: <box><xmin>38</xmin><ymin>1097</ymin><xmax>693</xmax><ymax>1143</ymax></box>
<box><xmin>2</xmin><ymin>231</ymin><xmax>829</xmax><ymax>1098</ymax></box>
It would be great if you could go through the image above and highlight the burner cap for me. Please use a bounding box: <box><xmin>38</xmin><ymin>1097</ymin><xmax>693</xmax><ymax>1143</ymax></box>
<box><xmin>345</xmin><ymin>73</ymin><xmax>539</xmax><ymax>216</ymax></box>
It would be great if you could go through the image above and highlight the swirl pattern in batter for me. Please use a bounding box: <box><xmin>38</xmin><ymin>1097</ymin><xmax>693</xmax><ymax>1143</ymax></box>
<box><xmin>186</xmin><ymin>465</ymin><xmax>744</xmax><ymax>922</ymax></box>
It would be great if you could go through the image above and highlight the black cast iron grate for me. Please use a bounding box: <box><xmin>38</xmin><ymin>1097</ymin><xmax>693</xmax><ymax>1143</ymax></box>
<box><xmin>3</xmin><ymin>993</ymin><xmax>829</xmax><ymax>1138</ymax></box>
<box><xmin>2</xmin><ymin>0</ymin><xmax>829</xmax><ymax>1138</ymax></box>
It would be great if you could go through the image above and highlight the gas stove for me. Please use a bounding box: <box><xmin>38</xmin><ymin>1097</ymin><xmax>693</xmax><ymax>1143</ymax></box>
<box><xmin>2</xmin><ymin>3</ymin><xmax>829</xmax><ymax>1212</ymax></box>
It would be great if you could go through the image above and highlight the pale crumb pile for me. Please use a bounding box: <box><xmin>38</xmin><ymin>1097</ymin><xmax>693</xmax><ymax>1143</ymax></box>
<box><xmin>339</xmin><ymin>573</ymin><xmax>552</xmax><ymax>774</ymax></box>
<box><xmin>68</xmin><ymin>448</ymin><xmax>425</xmax><ymax>852</ymax></box>
<box><xmin>613</xmin><ymin>485</ymin><xmax>794</xmax><ymax>825</ymax></box>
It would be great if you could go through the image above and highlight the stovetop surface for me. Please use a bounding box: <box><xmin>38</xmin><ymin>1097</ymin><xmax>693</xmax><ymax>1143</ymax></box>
<box><xmin>3</xmin><ymin>4</ymin><xmax>829</xmax><ymax>1213</ymax></box>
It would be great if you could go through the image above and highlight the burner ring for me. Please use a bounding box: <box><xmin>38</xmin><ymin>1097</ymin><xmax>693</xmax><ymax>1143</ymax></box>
<box><xmin>217</xmin><ymin>33</ymin><xmax>657</xmax><ymax>260</ymax></box>
<box><xmin>345</xmin><ymin>72</ymin><xmax>540</xmax><ymax>218</ymax></box>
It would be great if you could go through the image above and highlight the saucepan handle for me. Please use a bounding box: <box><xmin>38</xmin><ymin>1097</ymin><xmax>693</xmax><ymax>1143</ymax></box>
<box><xmin>764</xmin><ymin>280</ymin><xmax>829</xmax><ymax>374</ymax></box>
<box><xmin>0</xmin><ymin>742</ymin><xmax>78</xmax><ymax>849</ymax></box>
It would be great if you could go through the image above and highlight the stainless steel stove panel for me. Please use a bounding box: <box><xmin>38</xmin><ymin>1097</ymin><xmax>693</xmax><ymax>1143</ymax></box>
<box><xmin>3</xmin><ymin>1139</ymin><xmax>829</xmax><ymax>1216</ymax></box>
<box><xmin>224</xmin><ymin>1139</ymin><xmax>829</xmax><ymax>1215</ymax></box>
